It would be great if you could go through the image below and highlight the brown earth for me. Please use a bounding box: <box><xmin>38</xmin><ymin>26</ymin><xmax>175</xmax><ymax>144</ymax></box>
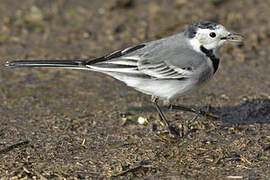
<box><xmin>0</xmin><ymin>0</ymin><xmax>270</xmax><ymax>179</ymax></box>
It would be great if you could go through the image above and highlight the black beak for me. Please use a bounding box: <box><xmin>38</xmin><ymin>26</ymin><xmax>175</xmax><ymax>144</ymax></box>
<box><xmin>221</xmin><ymin>33</ymin><xmax>244</xmax><ymax>42</ymax></box>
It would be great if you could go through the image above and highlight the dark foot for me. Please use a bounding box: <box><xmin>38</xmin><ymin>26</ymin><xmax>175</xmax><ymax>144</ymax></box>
<box><xmin>151</xmin><ymin>98</ymin><xmax>181</xmax><ymax>139</ymax></box>
<box><xmin>152</xmin><ymin>124</ymin><xmax>180</xmax><ymax>139</ymax></box>
<box><xmin>187</xmin><ymin>114</ymin><xmax>199</xmax><ymax>128</ymax></box>
<box><xmin>170</xmin><ymin>105</ymin><xmax>219</xmax><ymax>120</ymax></box>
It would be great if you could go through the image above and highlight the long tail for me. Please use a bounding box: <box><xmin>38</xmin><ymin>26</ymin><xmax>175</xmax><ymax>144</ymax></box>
<box><xmin>5</xmin><ymin>59</ymin><xmax>90</xmax><ymax>70</ymax></box>
<box><xmin>5</xmin><ymin>44</ymin><xmax>146</xmax><ymax>70</ymax></box>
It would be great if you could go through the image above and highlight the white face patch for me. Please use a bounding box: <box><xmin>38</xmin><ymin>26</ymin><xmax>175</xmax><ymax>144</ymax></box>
<box><xmin>188</xmin><ymin>25</ymin><xmax>230</xmax><ymax>52</ymax></box>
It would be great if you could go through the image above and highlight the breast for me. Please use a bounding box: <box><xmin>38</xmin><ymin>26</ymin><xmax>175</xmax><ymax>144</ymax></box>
<box><xmin>195</xmin><ymin>57</ymin><xmax>215</xmax><ymax>86</ymax></box>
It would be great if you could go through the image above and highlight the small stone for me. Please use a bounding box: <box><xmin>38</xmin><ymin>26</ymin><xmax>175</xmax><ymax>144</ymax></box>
<box><xmin>137</xmin><ymin>116</ymin><xmax>148</xmax><ymax>125</ymax></box>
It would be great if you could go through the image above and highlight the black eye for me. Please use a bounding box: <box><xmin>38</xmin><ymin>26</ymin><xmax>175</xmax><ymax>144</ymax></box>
<box><xmin>209</xmin><ymin>32</ymin><xmax>216</xmax><ymax>38</ymax></box>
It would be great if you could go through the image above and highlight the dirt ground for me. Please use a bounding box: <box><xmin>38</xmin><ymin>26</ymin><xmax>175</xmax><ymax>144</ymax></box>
<box><xmin>0</xmin><ymin>0</ymin><xmax>270</xmax><ymax>179</ymax></box>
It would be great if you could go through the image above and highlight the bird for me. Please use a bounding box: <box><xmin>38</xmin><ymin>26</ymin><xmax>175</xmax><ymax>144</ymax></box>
<box><xmin>5</xmin><ymin>21</ymin><xmax>243</xmax><ymax>138</ymax></box>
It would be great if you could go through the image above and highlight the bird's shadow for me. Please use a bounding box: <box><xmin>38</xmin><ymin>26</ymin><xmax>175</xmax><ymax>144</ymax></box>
<box><xmin>127</xmin><ymin>98</ymin><xmax>270</xmax><ymax>126</ymax></box>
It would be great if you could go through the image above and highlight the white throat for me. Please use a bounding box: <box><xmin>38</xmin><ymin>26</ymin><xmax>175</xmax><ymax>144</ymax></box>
<box><xmin>188</xmin><ymin>38</ymin><xmax>202</xmax><ymax>54</ymax></box>
<box><xmin>188</xmin><ymin>38</ymin><xmax>220</xmax><ymax>58</ymax></box>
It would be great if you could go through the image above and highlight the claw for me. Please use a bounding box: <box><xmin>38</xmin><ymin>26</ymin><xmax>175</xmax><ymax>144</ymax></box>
<box><xmin>152</xmin><ymin>124</ymin><xmax>179</xmax><ymax>139</ymax></box>
<box><xmin>187</xmin><ymin>114</ymin><xmax>199</xmax><ymax>128</ymax></box>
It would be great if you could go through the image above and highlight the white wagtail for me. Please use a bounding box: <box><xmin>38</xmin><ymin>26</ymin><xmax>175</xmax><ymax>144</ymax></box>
<box><xmin>5</xmin><ymin>21</ymin><xmax>243</xmax><ymax>138</ymax></box>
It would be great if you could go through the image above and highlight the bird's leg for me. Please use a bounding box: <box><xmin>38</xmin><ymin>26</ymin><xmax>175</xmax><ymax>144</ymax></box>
<box><xmin>168</xmin><ymin>104</ymin><xmax>174</xmax><ymax>111</ymax></box>
<box><xmin>167</xmin><ymin>104</ymin><xmax>198</xmax><ymax>132</ymax></box>
<box><xmin>169</xmin><ymin>104</ymin><xmax>218</xmax><ymax>132</ymax></box>
<box><xmin>187</xmin><ymin>114</ymin><xmax>199</xmax><ymax>128</ymax></box>
<box><xmin>151</xmin><ymin>97</ymin><xmax>179</xmax><ymax>138</ymax></box>
<box><xmin>169</xmin><ymin>104</ymin><xmax>218</xmax><ymax>120</ymax></box>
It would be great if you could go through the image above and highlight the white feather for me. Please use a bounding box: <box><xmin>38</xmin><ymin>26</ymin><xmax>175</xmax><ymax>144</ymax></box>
<box><xmin>87</xmin><ymin>65</ymin><xmax>140</xmax><ymax>74</ymax></box>
<box><xmin>103</xmin><ymin>60</ymin><xmax>137</xmax><ymax>66</ymax></box>
<box><xmin>121</xmin><ymin>56</ymin><xmax>141</xmax><ymax>60</ymax></box>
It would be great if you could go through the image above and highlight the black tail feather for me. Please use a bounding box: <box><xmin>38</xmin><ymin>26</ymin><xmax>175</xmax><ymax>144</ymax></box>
<box><xmin>5</xmin><ymin>44</ymin><xmax>146</xmax><ymax>68</ymax></box>
<box><xmin>5</xmin><ymin>60</ymin><xmax>87</xmax><ymax>68</ymax></box>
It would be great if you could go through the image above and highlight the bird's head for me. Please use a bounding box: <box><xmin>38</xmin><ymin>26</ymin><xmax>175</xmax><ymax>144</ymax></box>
<box><xmin>185</xmin><ymin>21</ymin><xmax>243</xmax><ymax>53</ymax></box>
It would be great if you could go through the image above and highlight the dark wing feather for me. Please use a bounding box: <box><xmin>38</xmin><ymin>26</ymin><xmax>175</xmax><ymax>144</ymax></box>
<box><xmin>85</xmin><ymin>44</ymin><xmax>145</xmax><ymax>65</ymax></box>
